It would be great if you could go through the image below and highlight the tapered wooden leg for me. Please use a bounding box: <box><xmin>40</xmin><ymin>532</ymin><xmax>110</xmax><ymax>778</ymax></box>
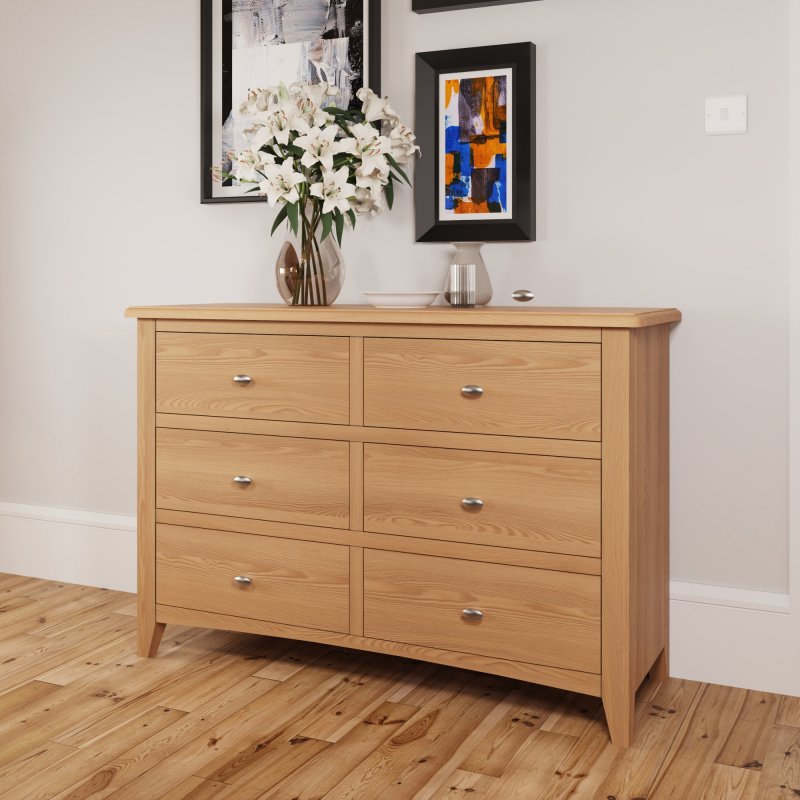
<box><xmin>650</xmin><ymin>646</ymin><xmax>669</xmax><ymax>683</ymax></box>
<box><xmin>138</xmin><ymin>620</ymin><xmax>166</xmax><ymax>658</ymax></box>
<box><xmin>137</xmin><ymin>319</ymin><xmax>162</xmax><ymax>659</ymax></box>
<box><xmin>603</xmin><ymin>685</ymin><xmax>635</xmax><ymax>748</ymax></box>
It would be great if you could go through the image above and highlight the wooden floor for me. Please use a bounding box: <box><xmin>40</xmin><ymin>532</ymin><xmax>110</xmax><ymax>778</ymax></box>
<box><xmin>0</xmin><ymin>575</ymin><xmax>798</xmax><ymax>800</ymax></box>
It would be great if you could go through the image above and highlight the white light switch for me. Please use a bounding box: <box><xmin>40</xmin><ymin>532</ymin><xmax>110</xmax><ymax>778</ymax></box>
<box><xmin>705</xmin><ymin>95</ymin><xmax>748</xmax><ymax>135</ymax></box>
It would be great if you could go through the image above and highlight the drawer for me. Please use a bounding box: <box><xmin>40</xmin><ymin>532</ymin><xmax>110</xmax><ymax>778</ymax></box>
<box><xmin>363</xmin><ymin>444</ymin><xmax>600</xmax><ymax>557</ymax></box>
<box><xmin>364</xmin><ymin>550</ymin><xmax>600</xmax><ymax>673</ymax></box>
<box><xmin>156</xmin><ymin>332</ymin><xmax>349</xmax><ymax>424</ymax></box>
<box><xmin>156</xmin><ymin>428</ymin><xmax>349</xmax><ymax>529</ymax></box>
<box><xmin>156</xmin><ymin>525</ymin><xmax>350</xmax><ymax>633</ymax></box>
<box><xmin>363</xmin><ymin>338</ymin><xmax>601</xmax><ymax>440</ymax></box>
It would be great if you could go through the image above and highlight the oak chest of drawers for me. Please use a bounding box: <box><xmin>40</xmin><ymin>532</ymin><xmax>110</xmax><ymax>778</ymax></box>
<box><xmin>127</xmin><ymin>304</ymin><xmax>680</xmax><ymax>747</ymax></box>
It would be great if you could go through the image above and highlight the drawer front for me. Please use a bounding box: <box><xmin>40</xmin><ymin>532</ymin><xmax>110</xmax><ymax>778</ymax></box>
<box><xmin>364</xmin><ymin>550</ymin><xmax>600</xmax><ymax>673</ymax></box>
<box><xmin>363</xmin><ymin>338</ymin><xmax>601</xmax><ymax>440</ymax></box>
<box><xmin>156</xmin><ymin>332</ymin><xmax>349</xmax><ymax>424</ymax></box>
<box><xmin>156</xmin><ymin>428</ymin><xmax>350</xmax><ymax>529</ymax></box>
<box><xmin>363</xmin><ymin>444</ymin><xmax>601</xmax><ymax>557</ymax></box>
<box><xmin>156</xmin><ymin>525</ymin><xmax>350</xmax><ymax>633</ymax></box>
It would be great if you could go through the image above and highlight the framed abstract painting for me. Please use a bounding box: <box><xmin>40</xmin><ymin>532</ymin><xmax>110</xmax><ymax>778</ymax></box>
<box><xmin>415</xmin><ymin>42</ymin><xmax>535</xmax><ymax>242</ymax></box>
<box><xmin>413</xmin><ymin>0</ymin><xmax>540</xmax><ymax>12</ymax></box>
<box><xmin>201</xmin><ymin>0</ymin><xmax>381</xmax><ymax>203</ymax></box>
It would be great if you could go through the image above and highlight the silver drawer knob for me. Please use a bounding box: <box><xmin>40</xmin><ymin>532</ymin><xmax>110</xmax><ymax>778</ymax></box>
<box><xmin>233</xmin><ymin>375</ymin><xmax>253</xmax><ymax>385</ymax></box>
<box><xmin>234</xmin><ymin>575</ymin><xmax>253</xmax><ymax>587</ymax></box>
<box><xmin>461</xmin><ymin>385</ymin><xmax>484</xmax><ymax>399</ymax></box>
<box><xmin>512</xmin><ymin>289</ymin><xmax>535</xmax><ymax>303</ymax></box>
<box><xmin>233</xmin><ymin>476</ymin><xmax>253</xmax><ymax>487</ymax></box>
<box><xmin>461</xmin><ymin>498</ymin><xmax>484</xmax><ymax>511</ymax></box>
<box><xmin>461</xmin><ymin>608</ymin><xmax>484</xmax><ymax>621</ymax></box>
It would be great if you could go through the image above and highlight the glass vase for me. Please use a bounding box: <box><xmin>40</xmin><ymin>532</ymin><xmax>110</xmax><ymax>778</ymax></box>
<box><xmin>275</xmin><ymin>206</ymin><xmax>345</xmax><ymax>307</ymax></box>
<box><xmin>443</xmin><ymin>242</ymin><xmax>493</xmax><ymax>306</ymax></box>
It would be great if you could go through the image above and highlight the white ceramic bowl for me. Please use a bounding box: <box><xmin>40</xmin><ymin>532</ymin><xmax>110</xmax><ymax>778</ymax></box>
<box><xmin>361</xmin><ymin>291</ymin><xmax>441</xmax><ymax>309</ymax></box>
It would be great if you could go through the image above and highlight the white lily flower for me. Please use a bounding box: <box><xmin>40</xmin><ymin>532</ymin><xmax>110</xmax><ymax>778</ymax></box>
<box><xmin>310</xmin><ymin>166</ymin><xmax>356</xmax><ymax>215</ymax></box>
<box><xmin>247</xmin><ymin>123</ymin><xmax>276</xmax><ymax>151</ymax></box>
<box><xmin>355</xmin><ymin>169</ymin><xmax>387</xmax><ymax>194</ymax></box>
<box><xmin>239</xmin><ymin>87</ymin><xmax>278</xmax><ymax>116</ymax></box>
<box><xmin>286</xmin><ymin>84</ymin><xmax>335</xmax><ymax>127</ymax></box>
<box><xmin>295</xmin><ymin>126</ymin><xmax>349</xmax><ymax>172</ymax></box>
<box><xmin>357</xmin><ymin>87</ymin><xmax>400</xmax><ymax>124</ymax></box>
<box><xmin>258</xmin><ymin>158</ymin><xmax>306</xmax><ymax>207</ymax></box>
<box><xmin>254</xmin><ymin>104</ymin><xmax>309</xmax><ymax>147</ymax></box>
<box><xmin>293</xmin><ymin>81</ymin><xmax>338</xmax><ymax>109</ymax></box>
<box><xmin>214</xmin><ymin>81</ymin><xmax>415</xmax><ymax>245</ymax></box>
<box><xmin>349</xmin><ymin>123</ymin><xmax>392</xmax><ymax>176</ymax></box>
<box><xmin>356</xmin><ymin>156</ymin><xmax>390</xmax><ymax>184</ymax></box>
<box><xmin>386</xmin><ymin>122</ymin><xmax>420</xmax><ymax>166</ymax></box>
<box><xmin>301</xmin><ymin>98</ymin><xmax>334</xmax><ymax>128</ymax></box>
<box><xmin>234</xmin><ymin>149</ymin><xmax>276</xmax><ymax>183</ymax></box>
<box><xmin>351</xmin><ymin>185</ymin><xmax>385</xmax><ymax>217</ymax></box>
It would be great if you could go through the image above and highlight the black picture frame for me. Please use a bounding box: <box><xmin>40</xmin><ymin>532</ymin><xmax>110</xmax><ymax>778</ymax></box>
<box><xmin>201</xmin><ymin>0</ymin><xmax>382</xmax><ymax>204</ymax></box>
<box><xmin>415</xmin><ymin>42</ymin><xmax>535</xmax><ymax>243</ymax></box>
<box><xmin>413</xmin><ymin>0</ymin><xmax>541</xmax><ymax>13</ymax></box>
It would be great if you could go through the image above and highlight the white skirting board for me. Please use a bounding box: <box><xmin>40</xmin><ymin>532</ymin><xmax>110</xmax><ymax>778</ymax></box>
<box><xmin>0</xmin><ymin>501</ymin><xmax>797</xmax><ymax>696</ymax></box>
<box><xmin>0</xmin><ymin>502</ymin><xmax>136</xmax><ymax>594</ymax></box>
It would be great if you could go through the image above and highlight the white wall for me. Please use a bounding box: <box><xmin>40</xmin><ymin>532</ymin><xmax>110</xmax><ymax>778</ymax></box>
<box><xmin>0</xmin><ymin>0</ymin><xmax>797</xmax><ymax>688</ymax></box>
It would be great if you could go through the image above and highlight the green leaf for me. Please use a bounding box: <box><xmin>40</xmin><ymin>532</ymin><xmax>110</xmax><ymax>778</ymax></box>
<box><xmin>320</xmin><ymin>212</ymin><xmax>333</xmax><ymax>243</ymax></box>
<box><xmin>270</xmin><ymin>204</ymin><xmax>289</xmax><ymax>235</ymax></box>
<box><xmin>286</xmin><ymin>201</ymin><xmax>299</xmax><ymax>236</ymax></box>
<box><xmin>386</xmin><ymin>154</ymin><xmax>411</xmax><ymax>185</ymax></box>
<box><xmin>384</xmin><ymin>177</ymin><xmax>395</xmax><ymax>210</ymax></box>
<box><xmin>335</xmin><ymin>211</ymin><xmax>345</xmax><ymax>245</ymax></box>
<box><xmin>347</xmin><ymin>209</ymin><xmax>356</xmax><ymax>230</ymax></box>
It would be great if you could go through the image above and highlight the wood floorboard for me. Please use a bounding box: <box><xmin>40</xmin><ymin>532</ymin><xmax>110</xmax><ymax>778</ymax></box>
<box><xmin>0</xmin><ymin>574</ymin><xmax>798</xmax><ymax>800</ymax></box>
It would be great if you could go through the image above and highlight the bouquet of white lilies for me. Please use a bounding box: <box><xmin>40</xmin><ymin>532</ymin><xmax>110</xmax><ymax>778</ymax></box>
<box><xmin>214</xmin><ymin>82</ymin><xmax>419</xmax><ymax>305</ymax></box>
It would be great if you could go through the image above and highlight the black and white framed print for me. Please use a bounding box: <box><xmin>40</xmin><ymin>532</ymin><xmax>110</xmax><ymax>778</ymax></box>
<box><xmin>415</xmin><ymin>42</ymin><xmax>535</xmax><ymax>243</ymax></box>
<box><xmin>201</xmin><ymin>0</ymin><xmax>381</xmax><ymax>203</ymax></box>
<box><xmin>413</xmin><ymin>0</ymin><xmax>541</xmax><ymax>14</ymax></box>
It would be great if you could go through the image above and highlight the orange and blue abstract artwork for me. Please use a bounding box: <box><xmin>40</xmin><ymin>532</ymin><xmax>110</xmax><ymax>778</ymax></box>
<box><xmin>441</xmin><ymin>70</ymin><xmax>511</xmax><ymax>218</ymax></box>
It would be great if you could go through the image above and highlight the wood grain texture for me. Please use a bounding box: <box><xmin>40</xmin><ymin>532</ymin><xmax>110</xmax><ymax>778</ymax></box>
<box><xmin>776</xmin><ymin>695</ymin><xmax>800</xmax><ymax>728</ymax></box>
<box><xmin>716</xmin><ymin>690</ymin><xmax>780</xmax><ymax>771</ymax></box>
<box><xmin>364</xmin><ymin>337</ymin><xmax>602</xmax><ymax>440</ymax></box>
<box><xmin>363</xmin><ymin>549</ymin><xmax>601</xmax><ymax>673</ymax></box>
<box><xmin>648</xmin><ymin>683</ymin><xmax>748</xmax><ymax>798</ymax></box>
<box><xmin>155</xmin><ymin>604</ymin><xmax>602</xmax><ymax>696</ymax></box>
<box><xmin>155</xmin><ymin>412</ymin><xmax>602</xmax><ymax>458</ymax></box>
<box><xmin>154</xmin><ymin>319</ymin><xmax>604</xmax><ymax>342</ymax></box>
<box><xmin>756</xmin><ymin>724</ymin><xmax>800</xmax><ymax>799</ymax></box>
<box><xmin>8</xmin><ymin>575</ymin><xmax>796</xmax><ymax>800</ymax></box>
<box><xmin>601</xmin><ymin>328</ymin><xmax>635</xmax><ymax>749</ymax></box>
<box><xmin>261</xmin><ymin>700</ymin><xmax>420</xmax><ymax>800</ymax></box>
<box><xmin>349</xmin><ymin>547</ymin><xmax>364</xmax><ymax>637</ymax></box>
<box><xmin>601</xmin><ymin>326</ymin><xmax>671</xmax><ymax>748</ymax></box>
<box><xmin>132</xmin><ymin>310</ymin><xmax>678</xmax><ymax>749</ymax></box>
<box><xmin>156</xmin><ymin>332</ymin><xmax>349</xmax><ymax>423</ymax></box>
<box><xmin>137</xmin><ymin>319</ymin><xmax>165</xmax><ymax>658</ymax></box>
<box><xmin>156</xmin><ymin>524</ymin><xmax>350</xmax><ymax>634</ymax></box>
<box><xmin>364</xmin><ymin>443</ymin><xmax>600</xmax><ymax>556</ymax></box>
<box><xmin>156</xmin><ymin>428</ymin><xmax>350</xmax><ymax>529</ymax></box>
<box><xmin>701</xmin><ymin>764</ymin><xmax>760</xmax><ymax>800</ymax></box>
<box><xmin>349</xmin><ymin>336</ymin><xmax>364</xmax><ymax>425</ymax></box>
<box><xmin>154</xmin><ymin>509</ymin><xmax>602</xmax><ymax>575</ymax></box>
<box><xmin>349</xmin><ymin>442</ymin><xmax>364</xmax><ymax>532</ymax></box>
<box><xmin>125</xmin><ymin>303</ymin><xmax>682</xmax><ymax>328</ymax></box>
<box><xmin>631</xmin><ymin>324</ymin><xmax>671</xmax><ymax>687</ymax></box>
